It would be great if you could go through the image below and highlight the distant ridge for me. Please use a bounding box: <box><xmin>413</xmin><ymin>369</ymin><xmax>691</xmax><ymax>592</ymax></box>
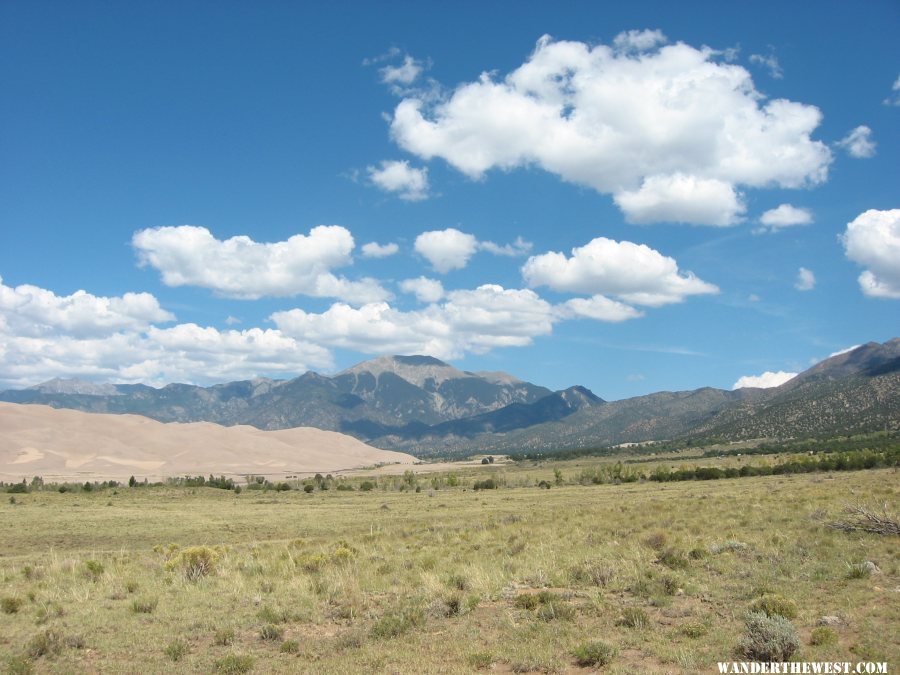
<box><xmin>1</xmin><ymin>340</ymin><xmax>897</xmax><ymax>457</ymax></box>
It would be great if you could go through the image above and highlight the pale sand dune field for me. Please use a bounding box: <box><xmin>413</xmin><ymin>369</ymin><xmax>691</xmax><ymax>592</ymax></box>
<box><xmin>0</xmin><ymin>402</ymin><xmax>416</xmax><ymax>482</ymax></box>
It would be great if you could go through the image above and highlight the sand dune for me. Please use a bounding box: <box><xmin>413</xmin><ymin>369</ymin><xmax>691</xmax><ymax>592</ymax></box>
<box><xmin>0</xmin><ymin>403</ymin><xmax>416</xmax><ymax>482</ymax></box>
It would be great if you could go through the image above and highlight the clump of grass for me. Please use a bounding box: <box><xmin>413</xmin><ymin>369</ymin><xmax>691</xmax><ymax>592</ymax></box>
<box><xmin>710</xmin><ymin>540</ymin><xmax>747</xmax><ymax>554</ymax></box>
<box><xmin>657</xmin><ymin>547</ymin><xmax>689</xmax><ymax>569</ymax></box>
<box><xmin>2</xmin><ymin>596</ymin><xmax>24</xmax><ymax>614</ymax></box>
<box><xmin>25</xmin><ymin>629</ymin><xmax>64</xmax><ymax>659</ymax></box>
<box><xmin>810</xmin><ymin>626</ymin><xmax>838</xmax><ymax>646</ymax></box>
<box><xmin>257</xmin><ymin>605</ymin><xmax>289</xmax><ymax>624</ymax></box>
<box><xmin>536</xmin><ymin>600</ymin><xmax>575</xmax><ymax>621</ymax></box>
<box><xmin>573</xmin><ymin>640</ymin><xmax>617</xmax><ymax>667</ymax></box>
<box><xmin>260</xmin><ymin>624</ymin><xmax>284</xmax><ymax>641</ymax></box>
<box><xmin>749</xmin><ymin>594</ymin><xmax>798</xmax><ymax>619</ymax></box>
<box><xmin>214</xmin><ymin>653</ymin><xmax>254</xmax><ymax>674</ymax></box>
<box><xmin>214</xmin><ymin>627</ymin><xmax>235</xmax><ymax>646</ymax></box>
<box><xmin>617</xmin><ymin>606</ymin><xmax>649</xmax><ymax>629</ymax></box>
<box><xmin>83</xmin><ymin>559</ymin><xmax>104</xmax><ymax>580</ymax></box>
<box><xmin>845</xmin><ymin>562</ymin><xmax>873</xmax><ymax>579</ymax></box>
<box><xmin>370</xmin><ymin>606</ymin><xmax>425</xmax><ymax>639</ymax></box>
<box><xmin>130</xmin><ymin>597</ymin><xmax>158</xmax><ymax>614</ymax></box>
<box><xmin>446</xmin><ymin>573</ymin><xmax>469</xmax><ymax>591</ymax></box>
<box><xmin>467</xmin><ymin>651</ymin><xmax>494</xmax><ymax>669</ymax></box>
<box><xmin>280</xmin><ymin>640</ymin><xmax>300</xmax><ymax>654</ymax></box>
<box><xmin>514</xmin><ymin>593</ymin><xmax>540</xmax><ymax>610</ymax></box>
<box><xmin>644</xmin><ymin>531</ymin><xmax>668</xmax><ymax>551</ymax></box>
<box><xmin>569</xmin><ymin>559</ymin><xmax>615</xmax><ymax>586</ymax></box>
<box><xmin>164</xmin><ymin>639</ymin><xmax>189</xmax><ymax>662</ymax></box>
<box><xmin>739</xmin><ymin>611</ymin><xmax>800</xmax><ymax>661</ymax></box>
<box><xmin>5</xmin><ymin>655</ymin><xmax>34</xmax><ymax>675</ymax></box>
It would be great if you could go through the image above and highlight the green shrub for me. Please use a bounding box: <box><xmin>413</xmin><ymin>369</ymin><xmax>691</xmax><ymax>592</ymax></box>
<box><xmin>84</xmin><ymin>559</ymin><xmax>104</xmax><ymax>579</ymax></box>
<box><xmin>260</xmin><ymin>624</ymin><xmax>284</xmax><ymax>641</ymax></box>
<box><xmin>845</xmin><ymin>562</ymin><xmax>872</xmax><ymax>579</ymax></box>
<box><xmin>657</xmin><ymin>548</ymin><xmax>689</xmax><ymax>569</ymax></box>
<box><xmin>359</xmin><ymin>481</ymin><xmax>375</xmax><ymax>492</ymax></box>
<box><xmin>573</xmin><ymin>641</ymin><xmax>617</xmax><ymax>667</ymax></box>
<box><xmin>370</xmin><ymin>607</ymin><xmax>424</xmax><ymax>639</ymax></box>
<box><xmin>644</xmin><ymin>531</ymin><xmax>668</xmax><ymax>551</ymax></box>
<box><xmin>303</xmin><ymin>484</ymin><xmax>314</xmax><ymax>494</ymax></box>
<box><xmin>5</xmin><ymin>655</ymin><xmax>34</xmax><ymax>674</ymax></box>
<box><xmin>25</xmin><ymin>630</ymin><xmax>64</xmax><ymax>659</ymax></box>
<box><xmin>472</xmin><ymin>478</ymin><xmax>497</xmax><ymax>490</ymax></box>
<box><xmin>617</xmin><ymin>607</ymin><xmax>649</xmax><ymax>629</ymax></box>
<box><xmin>681</xmin><ymin>621</ymin><xmax>708</xmax><ymax>638</ymax></box>
<box><xmin>536</xmin><ymin>601</ymin><xmax>575</xmax><ymax>621</ymax></box>
<box><xmin>169</xmin><ymin>546</ymin><xmax>219</xmax><ymax>580</ymax></box>
<box><xmin>214</xmin><ymin>653</ymin><xmax>254</xmax><ymax>674</ymax></box>
<box><xmin>749</xmin><ymin>594</ymin><xmax>798</xmax><ymax>620</ymax></box>
<box><xmin>513</xmin><ymin>593</ymin><xmax>539</xmax><ymax>610</ymax></box>
<box><xmin>214</xmin><ymin>628</ymin><xmax>235</xmax><ymax>646</ymax></box>
<box><xmin>466</xmin><ymin>651</ymin><xmax>494</xmax><ymax>669</ymax></box>
<box><xmin>810</xmin><ymin>626</ymin><xmax>838</xmax><ymax>646</ymax></box>
<box><xmin>1</xmin><ymin>596</ymin><xmax>23</xmax><ymax>614</ymax></box>
<box><xmin>131</xmin><ymin>597</ymin><xmax>158</xmax><ymax>614</ymax></box>
<box><xmin>739</xmin><ymin>611</ymin><xmax>800</xmax><ymax>661</ymax></box>
<box><xmin>280</xmin><ymin>640</ymin><xmax>300</xmax><ymax>654</ymax></box>
<box><xmin>164</xmin><ymin>639</ymin><xmax>189</xmax><ymax>662</ymax></box>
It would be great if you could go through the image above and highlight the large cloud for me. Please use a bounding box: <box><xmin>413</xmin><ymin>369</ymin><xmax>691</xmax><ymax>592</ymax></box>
<box><xmin>841</xmin><ymin>209</ymin><xmax>900</xmax><ymax>298</ymax></box>
<box><xmin>132</xmin><ymin>225</ymin><xmax>389</xmax><ymax>304</ymax></box>
<box><xmin>522</xmin><ymin>237</ymin><xmax>718</xmax><ymax>306</ymax></box>
<box><xmin>389</xmin><ymin>33</ymin><xmax>831</xmax><ymax>226</ymax></box>
<box><xmin>272</xmin><ymin>284</ymin><xmax>556</xmax><ymax>360</ymax></box>
<box><xmin>0</xmin><ymin>277</ymin><xmax>174</xmax><ymax>338</ymax></box>
<box><xmin>0</xmin><ymin>277</ymin><xmax>332</xmax><ymax>388</ymax></box>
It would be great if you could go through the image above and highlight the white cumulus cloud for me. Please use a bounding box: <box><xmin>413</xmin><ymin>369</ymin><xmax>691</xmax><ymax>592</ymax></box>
<box><xmin>756</xmin><ymin>204</ymin><xmax>813</xmax><ymax>233</ymax></box>
<box><xmin>522</xmin><ymin>237</ymin><xmax>718</xmax><ymax>307</ymax></box>
<box><xmin>413</xmin><ymin>228</ymin><xmax>531</xmax><ymax>273</ymax></box>
<box><xmin>389</xmin><ymin>34</ymin><xmax>831</xmax><ymax>226</ymax></box>
<box><xmin>361</xmin><ymin>241</ymin><xmax>400</xmax><ymax>258</ymax></box>
<box><xmin>841</xmin><ymin>208</ymin><xmax>900</xmax><ymax>299</ymax></box>
<box><xmin>272</xmin><ymin>284</ymin><xmax>556</xmax><ymax>360</ymax></box>
<box><xmin>0</xmin><ymin>278</ymin><xmax>332</xmax><ymax>389</ymax></box>
<box><xmin>837</xmin><ymin>125</ymin><xmax>876</xmax><ymax>158</ymax></box>
<box><xmin>557</xmin><ymin>295</ymin><xmax>644</xmax><ymax>322</ymax></box>
<box><xmin>0</xmin><ymin>277</ymin><xmax>174</xmax><ymax>338</ymax></box>
<box><xmin>795</xmin><ymin>267</ymin><xmax>816</xmax><ymax>291</ymax></box>
<box><xmin>132</xmin><ymin>225</ymin><xmax>390</xmax><ymax>304</ymax></box>
<box><xmin>367</xmin><ymin>160</ymin><xmax>430</xmax><ymax>201</ymax></box>
<box><xmin>400</xmin><ymin>277</ymin><xmax>445</xmax><ymax>303</ymax></box>
<box><xmin>732</xmin><ymin>370</ymin><xmax>797</xmax><ymax>389</ymax></box>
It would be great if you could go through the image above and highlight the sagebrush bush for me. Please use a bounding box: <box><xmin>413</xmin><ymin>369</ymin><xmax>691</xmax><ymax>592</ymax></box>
<box><xmin>573</xmin><ymin>641</ymin><xmax>617</xmax><ymax>667</ymax></box>
<box><xmin>749</xmin><ymin>594</ymin><xmax>798</xmax><ymax>619</ymax></box>
<box><xmin>171</xmin><ymin>546</ymin><xmax>219</xmax><ymax>580</ymax></box>
<box><xmin>569</xmin><ymin>560</ymin><xmax>615</xmax><ymax>586</ymax></box>
<box><xmin>739</xmin><ymin>611</ymin><xmax>800</xmax><ymax>661</ymax></box>
<box><xmin>657</xmin><ymin>547</ymin><xmax>690</xmax><ymax>569</ymax></box>
<box><xmin>810</xmin><ymin>626</ymin><xmax>838</xmax><ymax>646</ymax></box>
<box><xmin>536</xmin><ymin>600</ymin><xmax>575</xmax><ymax>621</ymax></box>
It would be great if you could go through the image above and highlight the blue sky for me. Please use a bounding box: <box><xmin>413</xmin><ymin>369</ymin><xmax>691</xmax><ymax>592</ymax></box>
<box><xmin>1</xmin><ymin>0</ymin><xmax>898</xmax><ymax>399</ymax></box>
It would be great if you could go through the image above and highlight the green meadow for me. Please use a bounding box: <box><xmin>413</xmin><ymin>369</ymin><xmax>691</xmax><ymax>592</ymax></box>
<box><xmin>1</xmin><ymin>456</ymin><xmax>898</xmax><ymax>674</ymax></box>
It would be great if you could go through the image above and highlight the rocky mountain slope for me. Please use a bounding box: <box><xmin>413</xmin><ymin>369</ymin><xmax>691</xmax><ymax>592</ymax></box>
<box><xmin>2</xmin><ymin>340</ymin><xmax>897</xmax><ymax>457</ymax></box>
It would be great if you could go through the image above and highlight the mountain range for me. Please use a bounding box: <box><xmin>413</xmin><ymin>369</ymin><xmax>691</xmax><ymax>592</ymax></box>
<box><xmin>2</xmin><ymin>339</ymin><xmax>898</xmax><ymax>457</ymax></box>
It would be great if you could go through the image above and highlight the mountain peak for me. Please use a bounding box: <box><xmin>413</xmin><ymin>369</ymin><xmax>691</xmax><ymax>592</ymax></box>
<box><xmin>339</xmin><ymin>354</ymin><xmax>467</xmax><ymax>388</ymax></box>
<box><xmin>29</xmin><ymin>378</ymin><xmax>121</xmax><ymax>396</ymax></box>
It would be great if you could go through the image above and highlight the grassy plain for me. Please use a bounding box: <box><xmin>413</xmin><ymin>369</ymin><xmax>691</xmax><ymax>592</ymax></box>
<box><xmin>1</xmin><ymin>456</ymin><xmax>898</xmax><ymax>674</ymax></box>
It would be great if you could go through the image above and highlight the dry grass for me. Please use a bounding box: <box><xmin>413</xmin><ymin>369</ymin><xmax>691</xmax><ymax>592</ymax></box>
<box><xmin>0</xmin><ymin>459</ymin><xmax>897</xmax><ymax>673</ymax></box>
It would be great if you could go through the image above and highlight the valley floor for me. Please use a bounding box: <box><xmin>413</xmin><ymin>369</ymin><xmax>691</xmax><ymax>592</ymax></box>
<box><xmin>0</xmin><ymin>464</ymin><xmax>897</xmax><ymax>673</ymax></box>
